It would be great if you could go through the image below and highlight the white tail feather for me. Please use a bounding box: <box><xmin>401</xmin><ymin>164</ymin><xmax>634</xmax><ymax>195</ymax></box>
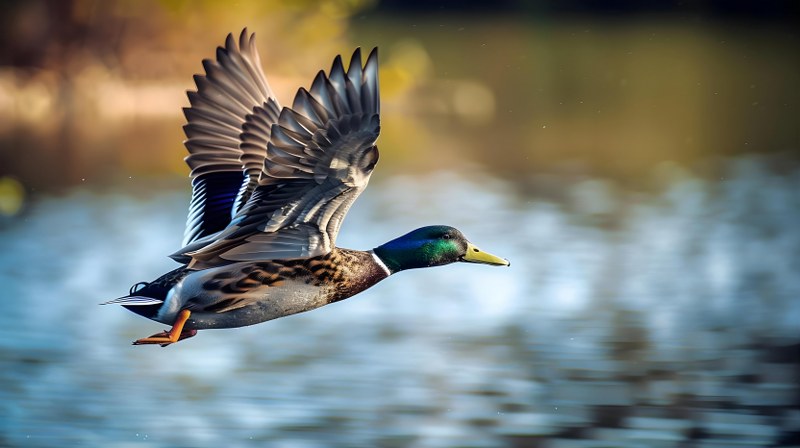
<box><xmin>100</xmin><ymin>296</ymin><xmax>164</xmax><ymax>306</ymax></box>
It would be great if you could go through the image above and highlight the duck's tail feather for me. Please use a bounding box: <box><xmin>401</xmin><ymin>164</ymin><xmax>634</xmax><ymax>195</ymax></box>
<box><xmin>100</xmin><ymin>296</ymin><xmax>165</xmax><ymax>306</ymax></box>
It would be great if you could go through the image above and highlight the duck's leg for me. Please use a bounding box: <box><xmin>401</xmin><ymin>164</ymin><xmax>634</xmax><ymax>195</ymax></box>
<box><xmin>132</xmin><ymin>309</ymin><xmax>197</xmax><ymax>347</ymax></box>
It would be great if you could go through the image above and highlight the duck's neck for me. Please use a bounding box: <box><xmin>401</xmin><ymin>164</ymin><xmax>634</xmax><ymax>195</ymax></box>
<box><xmin>372</xmin><ymin>247</ymin><xmax>403</xmax><ymax>274</ymax></box>
<box><xmin>370</xmin><ymin>250</ymin><xmax>394</xmax><ymax>276</ymax></box>
<box><xmin>372</xmin><ymin>241</ymin><xmax>429</xmax><ymax>274</ymax></box>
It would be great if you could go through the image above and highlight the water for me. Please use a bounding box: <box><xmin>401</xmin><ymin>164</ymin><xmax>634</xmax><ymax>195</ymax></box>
<box><xmin>1</xmin><ymin>156</ymin><xmax>798</xmax><ymax>447</ymax></box>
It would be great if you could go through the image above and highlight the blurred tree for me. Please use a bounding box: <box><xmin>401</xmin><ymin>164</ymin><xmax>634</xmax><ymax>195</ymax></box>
<box><xmin>0</xmin><ymin>0</ymin><xmax>126</xmax><ymax>68</ymax></box>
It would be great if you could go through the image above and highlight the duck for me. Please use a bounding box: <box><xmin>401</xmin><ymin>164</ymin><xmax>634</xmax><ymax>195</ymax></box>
<box><xmin>102</xmin><ymin>29</ymin><xmax>510</xmax><ymax>346</ymax></box>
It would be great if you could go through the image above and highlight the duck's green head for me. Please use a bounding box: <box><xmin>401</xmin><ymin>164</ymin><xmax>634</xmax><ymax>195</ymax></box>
<box><xmin>373</xmin><ymin>225</ymin><xmax>510</xmax><ymax>274</ymax></box>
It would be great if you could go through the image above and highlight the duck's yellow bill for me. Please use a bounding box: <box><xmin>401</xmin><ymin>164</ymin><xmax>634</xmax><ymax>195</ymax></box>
<box><xmin>463</xmin><ymin>242</ymin><xmax>510</xmax><ymax>267</ymax></box>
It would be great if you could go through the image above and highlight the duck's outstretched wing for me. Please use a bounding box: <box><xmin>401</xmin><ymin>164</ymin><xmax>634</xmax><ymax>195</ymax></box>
<box><xmin>181</xmin><ymin>29</ymin><xmax>281</xmax><ymax>247</ymax></box>
<box><xmin>177</xmin><ymin>47</ymin><xmax>380</xmax><ymax>268</ymax></box>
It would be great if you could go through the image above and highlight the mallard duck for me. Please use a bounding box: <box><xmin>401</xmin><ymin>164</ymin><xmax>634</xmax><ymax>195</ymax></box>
<box><xmin>103</xmin><ymin>29</ymin><xmax>509</xmax><ymax>346</ymax></box>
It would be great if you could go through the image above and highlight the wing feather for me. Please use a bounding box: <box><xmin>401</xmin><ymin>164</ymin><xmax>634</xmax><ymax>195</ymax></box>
<box><xmin>179</xmin><ymin>47</ymin><xmax>381</xmax><ymax>267</ymax></box>
<box><xmin>179</xmin><ymin>29</ymin><xmax>280</xmax><ymax>247</ymax></box>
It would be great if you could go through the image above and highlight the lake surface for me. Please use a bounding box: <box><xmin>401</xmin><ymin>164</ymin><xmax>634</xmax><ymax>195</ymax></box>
<box><xmin>1</xmin><ymin>156</ymin><xmax>798</xmax><ymax>447</ymax></box>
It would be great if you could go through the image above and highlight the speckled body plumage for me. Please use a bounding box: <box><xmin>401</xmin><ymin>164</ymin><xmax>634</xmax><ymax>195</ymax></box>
<box><xmin>126</xmin><ymin>249</ymin><xmax>389</xmax><ymax>330</ymax></box>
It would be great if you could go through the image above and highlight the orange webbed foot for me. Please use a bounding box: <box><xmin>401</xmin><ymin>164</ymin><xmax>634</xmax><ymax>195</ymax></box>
<box><xmin>132</xmin><ymin>309</ymin><xmax>196</xmax><ymax>347</ymax></box>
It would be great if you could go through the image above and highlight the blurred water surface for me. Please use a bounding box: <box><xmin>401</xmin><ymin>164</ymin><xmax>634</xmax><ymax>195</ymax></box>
<box><xmin>1</xmin><ymin>156</ymin><xmax>798</xmax><ymax>447</ymax></box>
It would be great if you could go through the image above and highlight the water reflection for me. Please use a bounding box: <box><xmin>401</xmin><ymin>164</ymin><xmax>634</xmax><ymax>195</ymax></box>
<box><xmin>0</xmin><ymin>157</ymin><xmax>797</xmax><ymax>447</ymax></box>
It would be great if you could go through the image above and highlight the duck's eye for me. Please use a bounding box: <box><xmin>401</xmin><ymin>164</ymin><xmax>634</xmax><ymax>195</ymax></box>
<box><xmin>443</xmin><ymin>234</ymin><xmax>451</xmax><ymax>240</ymax></box>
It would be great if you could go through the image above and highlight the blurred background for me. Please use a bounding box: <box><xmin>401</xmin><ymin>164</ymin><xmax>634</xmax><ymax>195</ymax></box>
<box><xmin>0</xmin><ymin>1</ymin><xmax>798</xmax><ymax>447</ymax></box>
